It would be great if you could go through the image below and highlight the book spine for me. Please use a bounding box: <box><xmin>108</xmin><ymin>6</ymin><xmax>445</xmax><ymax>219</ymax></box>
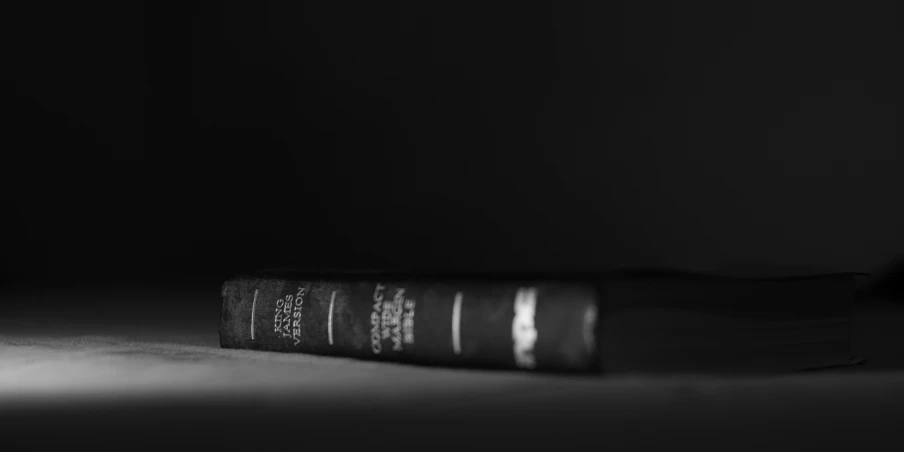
<box><xmin>220</xmin><ymin>277</ymin><xmax>600</xmax><ymax>372</ymax></box>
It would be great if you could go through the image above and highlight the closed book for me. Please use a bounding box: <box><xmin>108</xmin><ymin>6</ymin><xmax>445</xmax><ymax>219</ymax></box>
<box><xmin>597</xmin><ymin>270</ymin><xmax>858</xmax><ymax>374</ymax></box>
<box><xmin>219</xmin><ymin>270</ymin><xmax>858</xmax><ymax>374</ymax></box>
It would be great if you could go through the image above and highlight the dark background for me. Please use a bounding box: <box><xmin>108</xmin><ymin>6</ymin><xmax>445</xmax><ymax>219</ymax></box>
<box><xmin>2</xmin><ymin>6</ymin><xmax>904</xmax><ymax>449</ymax></box>
<box><xmin>2</xmin><ymin>2</ymin><xmax>902</xmax><ymax>289</ymax></box>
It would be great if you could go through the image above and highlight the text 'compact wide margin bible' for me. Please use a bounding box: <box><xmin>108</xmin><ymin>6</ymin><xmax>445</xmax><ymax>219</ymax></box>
<box><xmin>219</xmin><ymin>271</ymin><xmax>859</xmax><ymax>374</ymax></box>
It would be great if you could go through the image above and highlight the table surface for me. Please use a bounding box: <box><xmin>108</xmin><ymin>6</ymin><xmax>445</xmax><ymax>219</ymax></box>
<box><xmin>2</xmin><ymin>285</ymin><xmax>904</xmax><ymax>450</ymax></box>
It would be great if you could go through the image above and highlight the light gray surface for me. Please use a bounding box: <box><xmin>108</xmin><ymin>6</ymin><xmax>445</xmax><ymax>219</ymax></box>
<box><xmin>0</xmin><ymin>326</ymin><xmax>902</xmax><ymax>448</ymax></box>
<box><xmin>0</xmin><ymin>332</ymin><xmax>897</xmax><ymax>399</ymax></box>
<box><xmin>2</xmin><ymin>288</ymin><xmax>904</xmax><ymax>449</ymax></box>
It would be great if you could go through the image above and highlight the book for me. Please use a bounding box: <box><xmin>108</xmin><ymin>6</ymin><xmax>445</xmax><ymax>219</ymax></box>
<box><xmin>596</xmin><ymin>270</ymin><xmax>859</xmax><ymax>373</ymax></box>
<box><xmin>220</xmin><ymin>273</ymin><xmax>599</xmax><ymax>372</ymax></box>
<box><xmin>219</xmin><ymin>269</ymin><xmax>860</xmax><ymax>374</ymax></box>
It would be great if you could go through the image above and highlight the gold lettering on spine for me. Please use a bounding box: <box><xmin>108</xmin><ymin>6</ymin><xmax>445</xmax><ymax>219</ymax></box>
<box><xmin>370</xmin><ymin>283</ymin><xmax>385</xmax><ymax>354</ymax></box>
